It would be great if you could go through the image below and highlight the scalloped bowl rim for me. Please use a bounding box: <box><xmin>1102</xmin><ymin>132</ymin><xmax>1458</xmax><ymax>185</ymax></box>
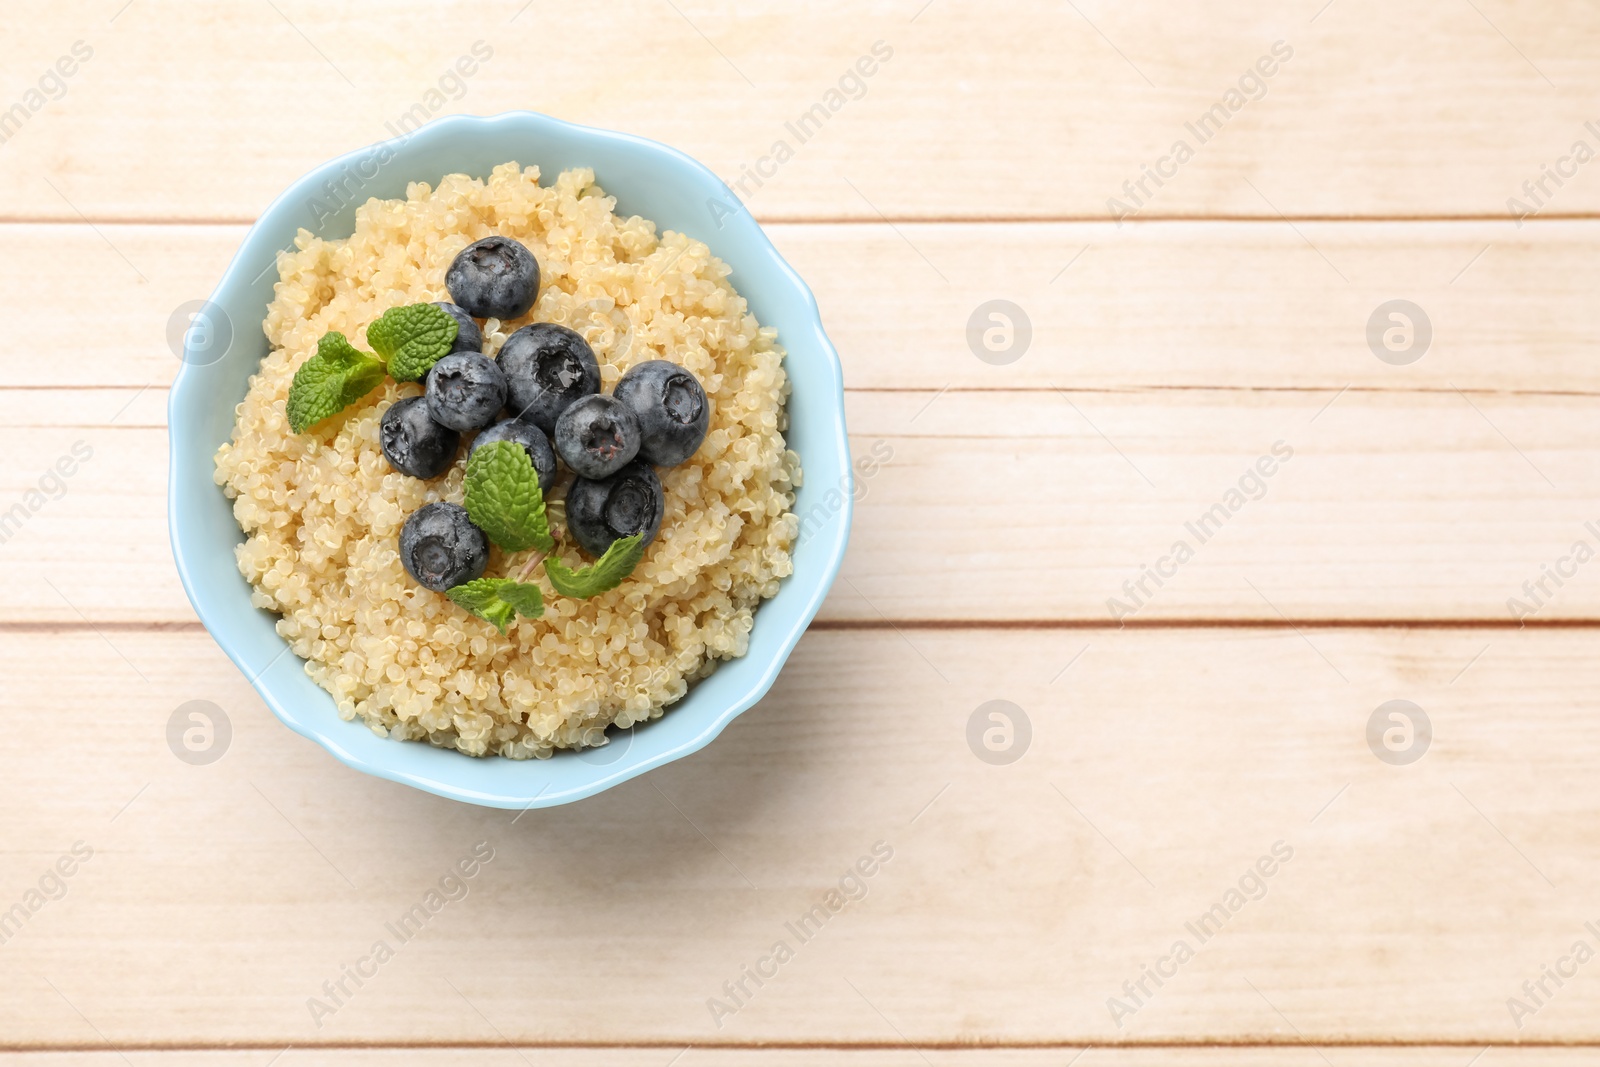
<box><xmin>167</xmin><ymin>112</ymin><xmax>852</xmax><ymax>808</ymax></box>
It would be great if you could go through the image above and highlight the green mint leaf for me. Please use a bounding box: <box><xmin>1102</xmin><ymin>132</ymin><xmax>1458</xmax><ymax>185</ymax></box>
<box><xmin>285</xmin><ymin>332</ymin><xmax>387</xmax><ymax>433</ymax></box>
<box><xmin>544</xmin><ymin>534</ymin><xmax>645</xmax><ymax>598</ymax></box>
<box><xmin>368</xmin><ymin>302</ymin><xmax>458</xmax><ymax>382</ymax></box>
<box><xmin>493</xmin><ymin>580</ymin><xmax>546</xmax><ymax>618</ymax></box>
<box><xmin>446</xmin><ymin>578</ymin><xmax>544</xmax><ymax>634</ymax></box>
<box><xmin>448</xmin><ymin>582</ymin><xmax>516</xmax><ymax>633</ymax></box>
<box><xmin>463</xmin><ymin>440</ymin><xmax>553</xmax><ymax>553</ymax></box>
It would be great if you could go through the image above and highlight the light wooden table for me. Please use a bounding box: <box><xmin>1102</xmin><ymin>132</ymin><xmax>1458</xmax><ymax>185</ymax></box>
<box><xmin>3</xmin><ymin>1</ymin><xmax>1598</xmax><ymax>1063</ymax></box>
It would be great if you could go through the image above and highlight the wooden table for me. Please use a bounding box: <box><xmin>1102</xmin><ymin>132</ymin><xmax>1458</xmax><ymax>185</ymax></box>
<box><xmin>4</xmin><ymin>1</ymin><xmax>1599</xmax><ymax>1062</ymax></box>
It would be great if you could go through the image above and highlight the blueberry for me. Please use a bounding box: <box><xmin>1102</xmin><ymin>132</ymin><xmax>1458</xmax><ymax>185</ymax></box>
<box><xmin>425</xmin><ymin>352</ymin><xmax>507</xmax><ymax>432</ymax></box>
<box><xmin>432</xmin><ymin>301</ymin><xmax>484</xmax><ymax>354</ymax></box>
<box><xmin>613</xmin><ymin>360</ymin><xmax>710</xmax><ymax>466</ymax></box>
<box><xmin>399</xmin><ymin>502</ymin><xmax>489</xmax><ymax>592</ymax></box>
<box><xmin>553</xmin><ymin>394</ymin><xmax>642</xmax><ymax>480</ymax></box>
<box><xmin>445</xmin><ymin>236</ymin><xmax>540</xmax><ymax>320</ymax></box>
<box><xmin>379</xmin><ymin>396</ymin><xmax>460</xmax><ymax>479</ymax></box>
<box><xmin>566</xmin><ymin>460</ymin><xmax>664</xmax><ymax>557</ymax></box>
<box><xmin>470</xmin><ymin>418</ymin><xmax>557</xmax><ymax>494</ymax></box>
<box><xmin>496</xmin><ymin>323</ymin><xmax>600</xmax><ymax>433</ymax></box>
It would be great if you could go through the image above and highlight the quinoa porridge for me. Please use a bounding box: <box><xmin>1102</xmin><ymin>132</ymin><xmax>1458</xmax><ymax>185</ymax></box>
<box><xmin>214</xmin><ymin>162</ymin><xmax>799</xmax><ymax>758</ymax></box>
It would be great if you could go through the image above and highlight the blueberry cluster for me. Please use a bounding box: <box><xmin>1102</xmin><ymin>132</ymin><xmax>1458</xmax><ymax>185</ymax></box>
<box><xmin>392</xmin><ymin>236</ymin><xmax>711</xmax><ymax>593</ymax></box>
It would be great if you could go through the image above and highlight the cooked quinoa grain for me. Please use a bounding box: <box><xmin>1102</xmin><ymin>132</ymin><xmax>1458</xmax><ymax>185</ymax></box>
<box><xmin>214</xmin><ymin>163</ymin><xmax>799</xmax><ymax>758</ymax></box>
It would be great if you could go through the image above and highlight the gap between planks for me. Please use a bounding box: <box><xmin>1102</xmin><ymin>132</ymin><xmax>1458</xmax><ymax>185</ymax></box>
<box><xmin>4</xmin><ymin>1039</ymin><xmax>1600</xmax><ymax>1051</ymax></box>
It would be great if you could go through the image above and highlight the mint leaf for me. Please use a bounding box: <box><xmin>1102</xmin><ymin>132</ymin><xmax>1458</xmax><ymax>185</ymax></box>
<box><xmin>544</xmin><ymin>534</ymin><xmax>644</xmax><ymax>598</ymax></box>
<box><xmin>494</xmin><ymin>580</ymin><xmax>546</xmax><ymax>618</ymax></box>
<box><xmin>368</xmin><ymin>302</ymin><xmax>458</xmax><ymax>382</ymax></box>
<box><xmin>463</xmin><ymin>440</ymin><xmax>553</xmax><ymax>553</ymax></box>
<box><xmin>285</xmin><ymin>332</ymin><xmax>387</xmax><ymax>433</ymax></box>
<box><xmin>447</xmin><ymin>578</ymin><xmax>544</xmax><ymax>634</ymax></box>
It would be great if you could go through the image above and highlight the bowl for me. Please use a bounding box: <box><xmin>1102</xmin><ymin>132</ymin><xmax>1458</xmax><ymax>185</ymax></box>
<box><xmin>168</xmin><ymin>112</ymin><xmax>852</xmax><ymax>809</ymax></box>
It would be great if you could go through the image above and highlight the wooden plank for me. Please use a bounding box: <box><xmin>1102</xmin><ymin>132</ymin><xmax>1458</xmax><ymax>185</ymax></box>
<box><xmin>11</xmin><ymin>220</ymin><xmax>1600</xmax><ymax>393</ymax></box>
<box><xmin>1</xmin><ymin>627</ymin><xmax>1598</xmax><ymax>1045</ymax></box>
<box><xmin>0</xmin><ymin>1052</ymin><xmax>1595</xmax><ymax>1066</ymax></box>
<box><xmin>795</xmin><ymin>219</ymin><xmax>1600</xmax><ymax>394</ymax></box>
<box><xmin>6</xmin><ymin>386</ymin><xmax>1600</xmax><ymax>624</ymax></box>
<box><xmin>4</xmin><ymin>2</ymin><xmax>1600</xmax><ymax>221</ymax></box>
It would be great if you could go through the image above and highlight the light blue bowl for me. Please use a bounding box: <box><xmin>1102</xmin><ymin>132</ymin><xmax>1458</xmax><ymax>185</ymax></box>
<box><xmin>168</xmin><ymin>112</ymin><xmax>852</xmax><ymax>809</ymax></box>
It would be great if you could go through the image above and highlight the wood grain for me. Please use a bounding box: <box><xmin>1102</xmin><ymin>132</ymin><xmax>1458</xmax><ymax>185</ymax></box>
<box><xmin>5</xmin><ymin>0</ymin><xmax>1599</xmax><ymax>1054</ymax></box>
<box><xmin>0</xmin><ymin>627</ymin><xmax>1596</xmax><ymax>1046</ymax></box>
<box><xmin>13</xmin><ymin>220</ymin><xmax>1600</xmax><ymax>393</ymax></box>
<box><xmin>5</xmin><ymin>386</ymin><xmax>1597</xmax><ymax>625</ymax></box>
<box><xmin>0</xmin><ymin>1052</ymin><xmax>1595</xmax><ymax>1066</ymax></box>
<box><xmin>4</xmin><ymin>1</ymin><xmax>1600</xmax><ymax>221</ymax></box>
